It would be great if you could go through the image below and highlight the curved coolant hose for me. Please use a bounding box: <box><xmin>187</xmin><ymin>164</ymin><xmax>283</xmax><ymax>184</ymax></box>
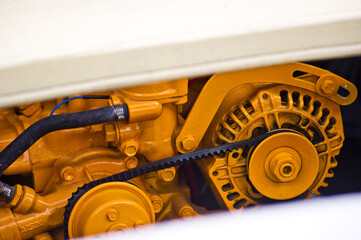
<box><xmin>0</xmin><ymin>104</ymin><xmax>128</xmax><ymax>176</ymax></box>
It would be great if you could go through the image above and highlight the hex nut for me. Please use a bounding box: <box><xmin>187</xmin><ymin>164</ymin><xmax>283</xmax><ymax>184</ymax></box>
<box><xmin>270</xmin><ymin>153</ymin><xmax>300</xmax><ymax>182</ymax></box>
<box><xmin>125</xmin><ymin>157</ymin><xmax>138</xmax><ymax>169</ymax></box>
<box><xmin>181</xmin><ymin>136</ymin><xmax>196</xmax><ymax>151</ymax></box>
<box><xmin>149</xmin><ymin>194</ymin><xmax>163</xmax><ymax>213</ymax></box>
<box><xmin>61</xmin><ymin>167</ymin><xmax>76</xmax><ymax>182</ymax></box>
<box><xmin>179</xmin><ymin>206</ymin><xmax>195</xmax><ymax>218</ymax></box>
<box><xmin>157</xmin><ymin>167</ymin><xmax>176</xmax><ymax>182</ymax></box>
<box><xmin>321</xmin><ymin>79</ymin><xmax>337</xmax><ymax>95</ymax></box>
<box><xmin>121</xmin><ymin>140</ymin><xmax>139</xmax><ymax>157</ymax></box>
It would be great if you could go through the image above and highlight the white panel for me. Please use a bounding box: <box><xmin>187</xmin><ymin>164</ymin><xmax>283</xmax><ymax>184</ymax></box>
<box><xmin>0</xmin><ymin>0</ymin><xmax>361</xmax><ymax>107</ymax></box>
<box><xmin>84</xmin><ymin>193</ymin><xmax>361</xmax><ymax>240</ymax></box>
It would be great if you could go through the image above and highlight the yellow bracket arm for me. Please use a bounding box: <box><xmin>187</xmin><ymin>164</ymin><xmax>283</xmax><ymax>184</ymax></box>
<box><xmin>176</xmin><ymin>63</ymin><xmax>357</xmax><ymax>153</ymax></box>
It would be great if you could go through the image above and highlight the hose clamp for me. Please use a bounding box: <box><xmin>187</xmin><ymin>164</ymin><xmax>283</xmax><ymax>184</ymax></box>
<box><xmin>114</xmin><ymin>104</ymin><xmax>129</xmax><ymax>121</ymax></box>
<box><xmin>0</xmin><ymin>181</ymin><xmax>15</xmax><ymax>202</ymax></box>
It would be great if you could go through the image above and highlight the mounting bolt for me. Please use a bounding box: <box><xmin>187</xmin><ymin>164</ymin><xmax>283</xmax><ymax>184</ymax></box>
<box><xmin>107</xmin><ymin>208</ymin><xmax>119</xmax><ymax>221</ymax></box>
<box><xmin>179</xmin><ymin>206</ymin><xmax>196</xmax><ymax>218</ymax></box>
<box><xmin>124</xmin><ymin>156</ymin><xmax>138</xmax><ymax>169</ymax></box>
<box><xmin>61</xmin><ymin>167</ymin><xmax>76</xmax><ymax>182</ymax></box>
<box><xmin>121</xmin><ymin>140</ymin><xmax>139</xmax><ymax>157</ymax></box>
<box><xmin>321</xmin><ymin>79</ymin><xmax>337</xmax><ymax>95</ymax></box>
<box><xmin>149</xmin><ymin>194</ymin><xmax>163</xmax><ymax>213</ymax></box>
<box><xmin>181</xmin><ymin>136</ymin><xmax>196</xmax><ymax>151</ymax></box>
<box><xmin>157</xmin><ymin>167</ymin><xmax>176</xmax><ymax>182</ymax></box>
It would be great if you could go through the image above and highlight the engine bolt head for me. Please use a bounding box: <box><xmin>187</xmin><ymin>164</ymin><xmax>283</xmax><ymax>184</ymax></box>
<box><xmin>61</xmin><ymin>167</ymin><xmax>76</xmax><ymax>182</ymax></box>
<box><xmin>124</xmin><ymin>145</ymin><xmax>137</xmax><ymax>156</ymax></box>
<box><xmin>157</xmin><ymin>167</ymin><xmax>176</xmax><ymax>182</ymax></box>
<box><xmin>121</xmin><ymin>140</ymin><xmax>139</xmax><ymax>157</ymax></box>
<box><xmin>107</xmin><ymin>208</ymin><xmax>119</xmax><ymax>221</ymax></box>
<box><xmin>149</xmin><ymin>195</ymin><xmax>163</xmax><ymax>213</ymax></box>
<box><xmin>179</xmin><ymin>206</ymin><xmax>195</xmax><ymax>218</ymax></box>
<box><xmin>152</xmin><ymin>201</ymin><xmax>163</xmax><ymax>213</ymax></box>
<box><xmin>270</xmin><ymin>152</ymin><xmax>300</xmax><ymax>182</ymax></box>
<box><xmin>181</xmin><ymin>136</ymin><xmax>196</xmax><ymax>151</ymax></box>
<box><xmin>321</xmin><ymin>79</ymin><xmax>337</xmax><ymax>95</ymax></box>
<box><xmin>125</xmin><ymin>157</ymin><xmax>138</xmax><ymax>169</ymax></box>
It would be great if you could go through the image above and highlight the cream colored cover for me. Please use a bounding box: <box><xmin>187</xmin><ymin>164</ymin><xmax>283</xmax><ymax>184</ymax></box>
<box><xmin>0</xmin><ymin>0</ymin><xmax>361</xmax><ymax>107</ymax></box>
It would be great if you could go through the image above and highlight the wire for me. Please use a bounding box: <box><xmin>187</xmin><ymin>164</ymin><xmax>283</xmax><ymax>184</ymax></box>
<box><xmin>50</xmin><ymin>95</ymin><xmax>110</xmax><ymax>116</ymax></box>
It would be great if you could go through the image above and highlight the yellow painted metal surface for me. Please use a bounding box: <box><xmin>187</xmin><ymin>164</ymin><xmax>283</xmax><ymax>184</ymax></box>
<box><xmin>67</xmin><ymin>182</ymin><xmax>155</xmax><ymax>238</ymax></box>
<box><xmin>176</xmin><ymin>63</ymin><xmax>356</xmax><ymax>153</ymax></box>
<box><xmin>0</xmin><ymin>79</ymin><xmax>192</xmax><ymax>239</ymax></box>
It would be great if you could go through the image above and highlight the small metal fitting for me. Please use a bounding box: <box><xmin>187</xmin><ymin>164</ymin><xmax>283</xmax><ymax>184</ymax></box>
<box><xmin>0</xmin><ymin>181</ymin><xmax>15</xmax><ymax>202</ymax></box>
<box><xmin>114</xmin><ymin>104</ymin><xmax>129</xmax><ymax>121</ymax></box>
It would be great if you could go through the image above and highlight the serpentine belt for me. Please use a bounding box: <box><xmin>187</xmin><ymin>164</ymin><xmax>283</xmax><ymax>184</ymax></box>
<box><xmin>64</xmin><ymin>128</ymin><xmax>294</xmax><ymax>238</ymax></box>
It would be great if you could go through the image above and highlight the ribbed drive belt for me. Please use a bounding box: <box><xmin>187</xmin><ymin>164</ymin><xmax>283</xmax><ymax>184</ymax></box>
<box><xmin>64</xmin><ymin>129</ymin><xmax>293</xmax><ymax>238</ymax></box>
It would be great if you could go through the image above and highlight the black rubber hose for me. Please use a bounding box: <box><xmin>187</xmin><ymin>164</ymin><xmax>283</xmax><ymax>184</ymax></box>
<box><xmin>0</xmin><ymin>104</ymin><xmax>128</xmax><ymax>175</ymax></box>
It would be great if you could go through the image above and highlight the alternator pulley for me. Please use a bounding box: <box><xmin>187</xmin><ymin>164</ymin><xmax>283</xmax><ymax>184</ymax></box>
<box><xmin>248</xmin><ymin>131</ymin><xmax>319</xmax><ymax>200</ymax></box>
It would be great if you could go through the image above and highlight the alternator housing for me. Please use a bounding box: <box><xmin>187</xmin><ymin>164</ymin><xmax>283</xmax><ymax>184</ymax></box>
<box><xmin>199</xmin><ymin>83</ymin><xmax>344</xmax><ymax>209</ymax></box>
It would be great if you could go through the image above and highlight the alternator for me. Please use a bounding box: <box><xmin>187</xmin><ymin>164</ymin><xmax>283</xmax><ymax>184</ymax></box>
<box><xmin>199</xmin><ymin>84</ymin><xmax>344</xmax><ymax>209</ymax></box>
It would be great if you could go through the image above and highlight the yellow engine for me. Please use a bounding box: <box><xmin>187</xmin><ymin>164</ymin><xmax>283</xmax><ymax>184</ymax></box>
<box><xmin>0</xmin><ymin>63</ymin><xmax>357</xmax><ymax>239</ymax></box>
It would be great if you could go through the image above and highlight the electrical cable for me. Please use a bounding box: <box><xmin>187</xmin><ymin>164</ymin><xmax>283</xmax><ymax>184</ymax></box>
<box><xmin>50</xmin><ymin>95</ymin><xmax>110</xmax><ymax>116</ymax></box>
